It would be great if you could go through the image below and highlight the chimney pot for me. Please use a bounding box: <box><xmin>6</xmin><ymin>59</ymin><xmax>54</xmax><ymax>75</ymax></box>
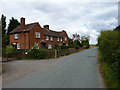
<box><xmin>20</xmin><ymin>17</ymin><xmax>25</xmax><ymax>29</ymax></box>
<box><xmin>43</xmin><ymin>25</ymin><xmax>49</xmax><ymax>30</ymax></box>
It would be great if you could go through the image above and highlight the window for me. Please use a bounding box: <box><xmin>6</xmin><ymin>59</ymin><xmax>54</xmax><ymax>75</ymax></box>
<box><xmin>65</xmin><ymin>37</ymin><xmax>67</xmax><ymax>41</ymax></box>
<box><xmin>34</xmin><ymin>43</ymin><xmax>39</xmax><ymax>49</ymax></box>
<box><xmin>34</xmin><ymin>43</ymin><xmax>39</xmax><ymax>46</ymax></box>
<box><xmin>15</xmin><ymin>34</ymin><xmax>18</xmax><ymax>39</ymax></box>
<box><xmin>35</xmin><ymin>32</ymin><xmax>40</xmax><ymax>38</ymax></box>
<box><xmin>50</xmin><ymin>36</ymin><xmax>53</xmax><ymax>41</ymax></box>
<box><xmin>60</xmin><ymin>38</ymin><xmax>63</xmax><ymax>42</ymax></box>
<box><xmin>48</xmin><ymin>44</ymin><xmax>52</xmax><ymax>49</ymax></box>
<box><xmin>17</xmin><ymin>43</ymin><xmax>20</xmax><ymax>49</ymax></box>
<box><xmin>57</xmin><ymin>37</ymin><xmax>60</xmax><ymax>41</ymax></box>
<box><xmin>46</xmin><ymin>36</ymin><xmax>49</xmax><ymax>41</ymax></box>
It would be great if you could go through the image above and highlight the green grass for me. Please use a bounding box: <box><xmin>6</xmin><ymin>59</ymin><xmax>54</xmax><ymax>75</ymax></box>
<box><xmin>98</xmin><ymin>51</ymin><xmax>118</xmax><ymax>88</ymax></box>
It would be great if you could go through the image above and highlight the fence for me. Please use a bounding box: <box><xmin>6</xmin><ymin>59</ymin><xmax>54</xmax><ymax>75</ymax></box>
<box><xmin>2</xmin><ymin>51</ymin><xmax>23</xmax><ymax>61</ymax></box>
<box><xmin>2</xmin><ymin>48</ymin><xmax>83</xmax><ymax>61</ymax></box>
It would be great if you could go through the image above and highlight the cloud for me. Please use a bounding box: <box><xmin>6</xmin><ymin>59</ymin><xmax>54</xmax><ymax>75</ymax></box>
<box><xmin>0</xmin><ymin>1</ymin><xmax>118</xmax><ymax>44</ymax></box>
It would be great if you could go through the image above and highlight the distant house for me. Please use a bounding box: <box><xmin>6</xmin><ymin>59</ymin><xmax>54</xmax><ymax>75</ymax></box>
<box><xmin>9</xmin><ymin>17</ymin><xmax>69</xmax><ymax>49</ymax></box>
<box><xmin>72</xmin><ymin>33</ymin><xmax>80</xmax><ymax>41</ymax></box>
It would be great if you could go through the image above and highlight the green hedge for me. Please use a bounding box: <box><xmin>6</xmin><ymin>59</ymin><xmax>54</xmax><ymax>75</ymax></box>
<box><xmin>98</xmin><ymin>30</ymin><xmax>120</xmax><ymax>64</ymax></box>
<box><xmin>98</xmin><ymin>30</ymin><xmax>119</xmax><ymax>88</ymax></box>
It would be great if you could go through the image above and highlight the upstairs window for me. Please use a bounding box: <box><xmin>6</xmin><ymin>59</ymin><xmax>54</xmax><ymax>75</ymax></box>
<box><xmin>35</xmin><ymin>32</ymin><xmax>40</xmax><ymax>38</ymax></box>
<box><xmin>57</xmin><ymin>37</ymin><xmax>60</xmax><ymax>41</ymax></box>
<box><xmin>15</xmin><ymin>34</ymin><xmax>18</xmax><ymax>39</ymax></box>
<box><xmin>46</xmin><ymin>36</ymin><xmax>49</xmax><ymax>41</ymax></box>
<box><xmin>65</xmin><ymin>37</ymin><xmax>67</xmax><ymax>41</ymax></box>
<box><xmin>60</xmin><ymin>38</ymin><xmax>63</xmax><ymax>42</ymax></box>
<box><xmin>50</xmin><ymin>36</ymin><xmax>53</xmax><ymax>41</ymax></box>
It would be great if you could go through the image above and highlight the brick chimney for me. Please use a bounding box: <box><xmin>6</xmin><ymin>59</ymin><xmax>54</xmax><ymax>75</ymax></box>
<box><xmin>20</xmin><ymin>17</ymin><xmax>25</xmax><ymax>29</ymax></box>
<box><xmin>43</xmin><ymin>25</ymin><xmax>49</xmax><ymax>30</ymax></box>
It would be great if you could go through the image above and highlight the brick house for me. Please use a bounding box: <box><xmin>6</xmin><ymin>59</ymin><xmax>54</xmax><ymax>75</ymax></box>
<box><xmin>9</xmin><ymin>17</ymin><xmax>69</xmax><ymax>49</ymax></box>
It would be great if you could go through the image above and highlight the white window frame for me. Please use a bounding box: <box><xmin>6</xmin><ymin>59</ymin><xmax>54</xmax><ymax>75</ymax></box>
<box><xmin>65</xmin><ymin>37</ymin><xmax>67</xmax><ymax>41</ymax></box>
<box><xmin>34</xmin><ymin>43</ymin><xmax>39</xmax><ymax>46</ymax></box>
<box><xmin>46</xmin><ymin>36</ymin><xmax>49</xmax><ymax>41</ymax></box>
<box><xmin>57</xmin><ymin>37</ymin><xmax>60</xmax><ymax>41</ymax></box>
<box><xmin>48</xmin><ymin>44</ymin><xmax>52</xmax><ymax>49</ymax></box>
<box><xmin>50</xmin><ymin>36</ymin><xmax>53</xmax><ymax>41</ymax></box>
<box><xmin>35</xmin><ymin>32</ymin><xmax>40</xmax><ymax>38</ymax></box>
<box><xmin>17</xmin><ymin>43</ymin><xmax>20</xmax><ymax>49</ymax></box>
<box><xmin>15</xmin><ymin>34</ymin><xmax>18</xmax><ymax>39</ymax></box>
<box><xmin>34</xmin><ymin>43</ymin><xmax>39</xmax><ymax>49</ymax></box>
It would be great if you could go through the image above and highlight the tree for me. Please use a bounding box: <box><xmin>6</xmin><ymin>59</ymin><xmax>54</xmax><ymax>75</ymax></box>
<box><xmin>81</xmin><ymin>36</ymin><xmax>90</xmax><ymax>49</ymax></box>
<box><xmin>7</xmin><ymin>17</ymin><xmax>20</xmax><ymax>34</ymax></box>
<box><xmin>0</xmin><ymin>14</ymin><xmax>8</xmax><ymax>48</ymax></box>
<box><xmin>1</xmin><ymin>14</ymin><xmax>6</xmax><ymax>36</ymax></box>
<box><xmin>68</xmin><ymin>38</ymin><xmax>74</xmax><ymax>45</ymax></box>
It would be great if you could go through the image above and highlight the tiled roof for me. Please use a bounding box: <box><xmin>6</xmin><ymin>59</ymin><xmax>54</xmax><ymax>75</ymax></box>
<box><xmin>10</xmin><ymin>22</ymin><xmax>65</xmax><ymax>38</ymax></box>
<box><xmin>9</xmin><ymin>22</ymin><xmax>38</xmax><ymax>34</ymax></box>
<box><xmin>43</xmin><ymin>28</ymin><xmax>64</xmax><ymax>37</ymax></box>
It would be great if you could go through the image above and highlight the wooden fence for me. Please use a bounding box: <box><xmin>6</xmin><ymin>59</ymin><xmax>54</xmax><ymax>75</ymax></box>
<box><xmin>2</xmin><ymin>48</ymin><xmax>83</xmax><ymax>61</ymax></box>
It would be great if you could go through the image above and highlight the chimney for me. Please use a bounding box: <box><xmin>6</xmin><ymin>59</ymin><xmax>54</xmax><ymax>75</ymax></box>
<box><xmin>43</xmin><ymin>25</ymin><xmax>49</xmax><ymax>30</ymax></box>
<box><xmin>20</xmin><ymin>17</ymin><xmax>25</xmax><ymax>29</ymax></box>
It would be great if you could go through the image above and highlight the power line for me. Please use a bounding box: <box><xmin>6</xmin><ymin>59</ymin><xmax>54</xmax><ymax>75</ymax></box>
<box><xmin>107</xmin><ymin>17</ymin><xmax>118</xmax><ymax>29</ymax></box>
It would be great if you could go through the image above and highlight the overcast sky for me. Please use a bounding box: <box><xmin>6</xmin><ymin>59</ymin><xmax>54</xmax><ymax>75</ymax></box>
<box><xmin>0</xmin><ymin>0</ymin><xmax>119</xmax><ymax>44</ymax></box>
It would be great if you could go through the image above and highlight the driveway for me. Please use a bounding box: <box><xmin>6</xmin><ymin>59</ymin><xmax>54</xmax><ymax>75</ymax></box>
<box><xmin>3</xmin><ymin>47</ymin><xmax>105</xmax><ymax>88</ymax></box>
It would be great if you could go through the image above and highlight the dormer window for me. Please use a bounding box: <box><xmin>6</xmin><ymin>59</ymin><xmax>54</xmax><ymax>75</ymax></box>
<box><xmin>35</xmin><ymin>32</ymin><xmax>40</xmax><ymax>38</ymax></box>
<box><xmin>15</xmin><ymin>34</ymin><xmax>18</xmax><ymax>39</ymax></box>
<box><xmin>46</xmin><ymin>36</ymin><xmax>49</xmax><ymax>41</ymax></box>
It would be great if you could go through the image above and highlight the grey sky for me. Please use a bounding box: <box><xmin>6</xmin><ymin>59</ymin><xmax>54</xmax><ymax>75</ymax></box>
<box><xmin>0</xmin><ymin>0</ymin><xmax>118</xmax><ymax>44</ymax></box>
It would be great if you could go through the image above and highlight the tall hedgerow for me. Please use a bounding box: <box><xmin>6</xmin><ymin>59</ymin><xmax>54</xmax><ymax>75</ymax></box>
<box><xmin>98</xmin><ymin>30</ymin><xmax>119</xmax><ymax>88</ymax></box>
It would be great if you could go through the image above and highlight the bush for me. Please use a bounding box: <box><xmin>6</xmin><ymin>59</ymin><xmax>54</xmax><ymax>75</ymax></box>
<box><xmin>5</xmin><ymin>45</ymin><xmax>14</xmax><ymax>54</ymax></box>
<box><xmin>53</xmin><ymin>45</ymin><xmax>61</xmax><ymax>50</ymax></box>
<box><xmin>28</xmin><ymin>47</ymin><xmax>47</xmax><ymax>59</ymax></box>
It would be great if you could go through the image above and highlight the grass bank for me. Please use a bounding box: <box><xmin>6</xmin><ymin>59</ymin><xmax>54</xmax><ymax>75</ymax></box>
<box><xmin>98</xmin><ymin>50</ymin><xmax>118</xmax><ymax>88</ymax></box>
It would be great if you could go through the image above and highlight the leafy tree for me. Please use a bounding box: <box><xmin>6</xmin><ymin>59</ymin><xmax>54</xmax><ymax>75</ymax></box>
<box><xmin>68</xmin><ymin>38</ymin><xmax>74</xmax><ymax>45</ymax></box>
<box><xmin>7</xmin><ymin>17</ymin><xmax>20</xmax><ymax>34</ymax></box>
<box><xmin>81</xmin><ymin>36</ymin><xmax>90</xmax><ymax>49</ymax></box>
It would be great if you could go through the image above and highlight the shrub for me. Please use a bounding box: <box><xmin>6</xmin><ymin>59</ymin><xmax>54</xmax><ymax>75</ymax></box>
<box><xmin>5</xmin><ymin>45</ymin><xmax>14</xmax><ymax>54</ymax></box>
<box><xmin>53</xmin><ymin>45</ymin><xmax>61</xmax><ymax>50</ymax></box>
<box><xmin>28</xmin><ymin>48</ymin><xmax>47</xmax><ymax>59</ymax></box>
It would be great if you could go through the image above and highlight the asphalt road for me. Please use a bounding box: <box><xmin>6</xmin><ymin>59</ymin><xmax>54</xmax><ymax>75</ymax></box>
<box><xmin>3</xmin><ymin>48</ymin><xmax>105</xmax><ymax>88</ymax></box>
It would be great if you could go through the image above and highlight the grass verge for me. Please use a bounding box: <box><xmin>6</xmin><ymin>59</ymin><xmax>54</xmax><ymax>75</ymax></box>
<box><xmin>98</xmin><ymin>50</ymin><xmax>118</xmax><ymax>88</ymax></box>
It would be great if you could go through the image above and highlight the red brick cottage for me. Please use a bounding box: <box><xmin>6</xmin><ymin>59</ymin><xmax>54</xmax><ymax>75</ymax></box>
<box><xmin>9</xmin><ymin>17</ymin><xmax>69</xmax><ymax>49</ymax></box>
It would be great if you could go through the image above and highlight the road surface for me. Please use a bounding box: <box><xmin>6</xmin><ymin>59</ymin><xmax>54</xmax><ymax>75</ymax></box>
<box><xmin>3</xmin><ymin>48</ymin><xmax>105</xmax><ymax>88</ymax></box>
